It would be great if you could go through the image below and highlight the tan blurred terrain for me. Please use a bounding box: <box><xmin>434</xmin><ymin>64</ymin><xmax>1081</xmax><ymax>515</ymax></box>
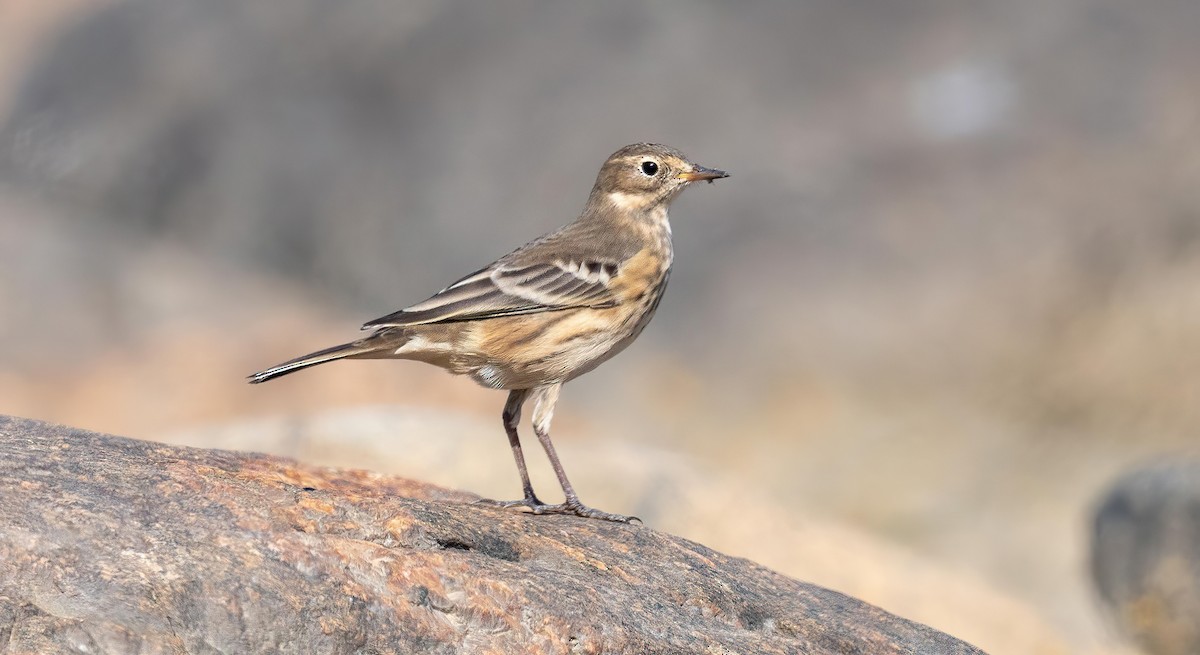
<box><xmin>2</xmin><ymin>2</ymin><xmax>1198</xmax><ymax>654</ymax></box>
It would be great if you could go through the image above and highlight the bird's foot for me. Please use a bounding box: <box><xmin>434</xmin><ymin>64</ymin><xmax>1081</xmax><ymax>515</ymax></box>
<box><xmin>555</xmin><ymin>500</ymin><xmax>641</xmax><ymax>524</ymax></box>
<box><xmin>475</xmin><ymin>495</ymin><xmax>555</xmax><ymax>512</ymax></box>
<box><xmin>476</xmin><ymin>496</ymin><xmax>639</xmax><ymax>524</ymax></box>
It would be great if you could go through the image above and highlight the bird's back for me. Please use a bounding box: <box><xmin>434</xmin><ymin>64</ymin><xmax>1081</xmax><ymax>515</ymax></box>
<box><xmin>390</xmin><ymin>206</ymin><xmax>671</xmax><ymax>388</ymax></box>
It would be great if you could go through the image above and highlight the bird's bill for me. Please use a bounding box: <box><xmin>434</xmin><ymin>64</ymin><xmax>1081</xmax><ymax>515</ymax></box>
<box><xmin>677</xmin><ymin>165</ymin><xmax>729</xmax><ymax>182</ymax></box>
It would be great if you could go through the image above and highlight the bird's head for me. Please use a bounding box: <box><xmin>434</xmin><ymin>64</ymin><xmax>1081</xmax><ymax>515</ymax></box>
<box><xmin>591</xmin><ymin>143</ymin><xmax>727</xmax><ymax>213</ymax></box>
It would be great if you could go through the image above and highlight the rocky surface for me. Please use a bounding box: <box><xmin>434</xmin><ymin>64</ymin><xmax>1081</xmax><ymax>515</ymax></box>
<box><xmin>1092</xmin><ymin>459</ymin><xmax>1200</xmax><ymax>655</ymax></box>
<box><xmin>163</xmin><ymin>408</ymin><xmax>1072</xmax><ymax>655</ymax></box>
<box><xmin>0</xmin><ymin>415</ymin><xmax>984</xmax><ymax>654</ymax></box>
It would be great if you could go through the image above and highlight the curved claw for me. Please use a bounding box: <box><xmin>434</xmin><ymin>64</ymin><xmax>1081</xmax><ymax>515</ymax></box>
<box><xmin>475</xmin><ymin>497</ymin><xmax>640</xmax><ymax>523</ymax></box>
<box><xmin>558</xmin><ymin>500</ymin><xmax>641</xmax><ymax>524</ymax></box>
<box><xmin>475</xmin><ymin>496</ymin><xmax>563</xmax><ymax>514</ymax></box>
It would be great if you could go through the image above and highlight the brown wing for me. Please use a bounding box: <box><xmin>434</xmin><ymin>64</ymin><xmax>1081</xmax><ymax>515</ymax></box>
<box><xmin>361</xmin><ymin>259</ymin><xmax>622</xmax><ymax>328</ymax></box>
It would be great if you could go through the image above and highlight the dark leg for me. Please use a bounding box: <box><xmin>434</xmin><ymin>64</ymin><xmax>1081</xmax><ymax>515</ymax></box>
<box><xmin>528</xmin><ymin>383</ymin><xmax>638</xmax><ymax>523</ymax></box>
<box><xmin>502</xmin><ymin>389</ymin><xmax>540</xmax><ymax>502</ymax></box>
<box><xmin>476</xmin><ymin>388</ymin><xmax>551</xmax><ymax>510</ymax></box>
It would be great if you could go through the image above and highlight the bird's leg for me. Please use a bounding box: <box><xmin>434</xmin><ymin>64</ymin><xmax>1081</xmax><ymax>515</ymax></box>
<box><xmin>528</xmin><ymin>383</ymin><xmax>639</xmax><ymax>523</ymax></box>
<box><xmin>501</xmin><ymin>389</ymin><xmax>548</xmax><ymax>507</ymax></box>
<box><xmin>476</xmin><ymin>389</ymin><xmax>550</xmax><ymax>510</ymax></box>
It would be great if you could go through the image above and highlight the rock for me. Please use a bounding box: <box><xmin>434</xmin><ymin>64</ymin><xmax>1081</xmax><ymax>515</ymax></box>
<box><xmin>164</xmin><ymin>407</ymin><xmax>1073</xmax><ymax>655</ymax></box>
<box><xmin>0</xmin><ymin>415</ymin><xmax>984</xmax><ymax>654</ymax></box>
<box><xmin>1092</xmin><ymin>459</ymin><xmax>1200</xmax><ymax>655</ymax></box>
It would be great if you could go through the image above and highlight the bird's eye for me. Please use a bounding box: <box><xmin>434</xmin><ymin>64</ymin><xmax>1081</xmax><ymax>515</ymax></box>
<box><xmin>640</xmin><ymin>161</ymin><xmax>659</xmax><ymax>176</ymax></box>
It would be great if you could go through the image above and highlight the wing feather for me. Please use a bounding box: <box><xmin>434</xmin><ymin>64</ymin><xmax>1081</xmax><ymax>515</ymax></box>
<box><xmin>362</xmin><ymin>259</ymin><xmax>621</xmax><ymax>328</ymax></box>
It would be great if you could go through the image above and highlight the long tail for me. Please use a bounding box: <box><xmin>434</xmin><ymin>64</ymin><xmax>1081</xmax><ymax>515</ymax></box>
<box><xmin>247</xmin><ymin>341</ymin><xmax>371</xmax><ymax>384</ymax></box>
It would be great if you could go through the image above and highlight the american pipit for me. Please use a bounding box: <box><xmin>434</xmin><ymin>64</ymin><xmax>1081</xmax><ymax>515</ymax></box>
<box><xmin>249</xmin><ymin>143</ymin><xmax>727</xmax><ymax>522</ymax></box>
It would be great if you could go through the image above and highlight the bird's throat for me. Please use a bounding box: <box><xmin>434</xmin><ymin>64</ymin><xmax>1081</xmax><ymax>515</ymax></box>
<box><xmin>606</xmin><ymin>191</ymin><xmax>653</xmax><ymax>213</ymax></box>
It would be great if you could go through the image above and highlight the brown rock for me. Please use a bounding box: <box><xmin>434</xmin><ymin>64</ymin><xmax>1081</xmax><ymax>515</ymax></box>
<box><xmin>0</xmin><ymin>415</ymin><xmax>984</xmax><ymax>654</ymax></box>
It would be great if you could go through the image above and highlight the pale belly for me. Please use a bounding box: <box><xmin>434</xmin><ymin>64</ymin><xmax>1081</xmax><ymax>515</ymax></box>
<box><xmin>457</xmin><ymin>279</ymin><xmax>668</xmax><ymax>390</ymax></box>
<box><xmin>391</xmin><ymin>234</ymin><xmax>674</xmax><ymax>390</ymax></box>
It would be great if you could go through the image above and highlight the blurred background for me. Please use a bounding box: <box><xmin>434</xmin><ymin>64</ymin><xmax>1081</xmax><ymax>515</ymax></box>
<box><xmin>2</xmin><ymin>1</ymin><xmax>1198</xmax><ymax>653</ymax></box>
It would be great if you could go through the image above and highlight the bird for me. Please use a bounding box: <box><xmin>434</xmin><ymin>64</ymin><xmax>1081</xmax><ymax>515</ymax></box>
<box><xmin>248</xmin><ymin>143</ymin><xmax>727</xmax><ymax>522</ymax></box>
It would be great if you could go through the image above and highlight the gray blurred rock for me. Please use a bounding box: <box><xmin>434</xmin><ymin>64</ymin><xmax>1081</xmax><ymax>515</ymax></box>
<box><xmin>1091</xmin><ymin>459</ymin><xmax>1200</xmax><ymax>655</ymax></box>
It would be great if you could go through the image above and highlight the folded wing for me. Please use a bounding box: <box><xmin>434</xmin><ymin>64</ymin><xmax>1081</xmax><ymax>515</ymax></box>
<box><xmin>362</xmin><ymin>259</ymin><xmax>622</xmax><ymax>328</ymax></box>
